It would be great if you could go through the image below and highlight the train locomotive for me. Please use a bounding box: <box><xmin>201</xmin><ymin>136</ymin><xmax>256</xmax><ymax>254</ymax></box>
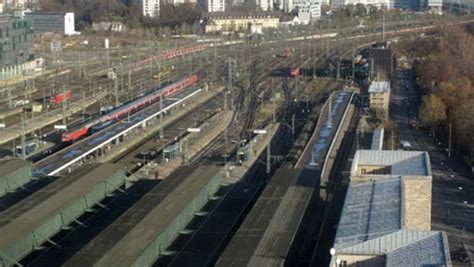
<box><xmin>61</xmin><ymin>75</ymin><xmax>199</xmax><ymax>142</ymax></box>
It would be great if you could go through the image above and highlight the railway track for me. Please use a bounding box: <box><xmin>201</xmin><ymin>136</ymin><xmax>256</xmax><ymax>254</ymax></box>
<box><xmin>2</xmin><ymin>16</ymin><xmax>466</xmax><ymax>266</ymax></box>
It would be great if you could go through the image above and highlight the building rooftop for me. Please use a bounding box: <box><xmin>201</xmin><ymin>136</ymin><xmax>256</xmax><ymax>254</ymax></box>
<box><xmin>368</xmin><ymin>81</ymin><xmax>390</xmax><ymax>93</ymax></box>
<box><xmin>93</xmin><ymin>165</ymin><xmax>221</xmax><ymax>267</ymax></box>
<box><xmin>216</xmin><ymin>167</ymin><xmax>318</xmax><ymax>266</ymax></box>
<box><xmin>206</xmin><ymin>11</ymin><xmax>280</xmax><ymax>19</ymax></box>
<box><xmin>334</xmin><ymin>178</ymin><xmax>402</xmax><ymax>250</ymax></box>
<box><xmin>336</xmin><ymin>230</ymin><xmax>451</xmax><ymax>267</ymax></box>
<box><xmin>332</xmin><ymin>177</ymin><xmax>451</xmax><ymax>267</ymax></box>
<box><xmin>371</xmin><ymin>128</ymin><xmax>384</xmax><ymax>150</ymax></box>
<box><xmin>0</xmin><ymin>163</ymin><xmax>123</xmax><ymax>249</ymax></box>
<box><xmin>350</xmin><ymin>150</ymin><xmax>432</xmax><ymax>177</ymax></box>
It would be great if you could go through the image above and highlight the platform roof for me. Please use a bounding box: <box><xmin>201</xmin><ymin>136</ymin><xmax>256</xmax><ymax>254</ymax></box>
<box><xmin>216</xmin><ymin>167</ymin><xmax>318</xmax><ymax>266</ymax></box>
<box><xmin>64</xmin><ymin>166</ymin><xmax>197</xmax><ymax>266</ymax></box>
<box><xmin>0</xmin><ymin>163</ymin><xmax>122</xmax><ymax>249</ymax></box>
<box><xmin>94</xmin><ymin>165</ymin><xmax>221</xmax><ymax>266</ymax></box>
<box><xmin>0</xmin><ymin>158</ymin><xmax>31</xmax><ymax>176</ymax></box>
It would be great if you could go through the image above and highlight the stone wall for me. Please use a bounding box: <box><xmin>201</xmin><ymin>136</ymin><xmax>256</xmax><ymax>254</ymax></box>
<box><xmin>402</xmin><ymin>176</ymin><xmax>432</xmax><ymax>230</ymax></box>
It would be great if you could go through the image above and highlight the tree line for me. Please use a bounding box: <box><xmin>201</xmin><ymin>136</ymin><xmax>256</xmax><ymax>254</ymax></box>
<box><xmin>412</xmin><ymin>25</ymin><xmax>474</xmax><ymax>161</ymax></box>
<box><xmin>38</xmin><ymin>0</ymin><xmax>202</xmax><ymax>31</ymax></box>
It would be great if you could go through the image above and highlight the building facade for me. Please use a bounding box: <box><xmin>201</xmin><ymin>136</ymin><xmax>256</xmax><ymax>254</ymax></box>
<box><xmin>296</xmin><ymin>2</ymin><xmax>321</xmax><ymax>22</ymax></box>
<box><xmin>279</xmin><ymin>0</ymin><xmax>294</xmax><ymax>13</ymax></box>
<box><xmin>331</xmin><ymin>0</ymin><xmax>390</xmax><ymax>9</ymax></box>
<box><xmin>24</xmin><ymin>11</ymin><xmax>76</xmax><ymax>35</ymax></box>
<box><xmin>256</xmin><ymin>0</ymin><xmax>274</xmax><ymax>11</ymax></box>
<box><xmin>368</xmin><ymin>81</ymin><xmax>390</xmax><ymax>118</ymax></box>
<box><xmin>329</xmin><ymin>149</ymin><xmax>451</xmax><ymax>267</ymax></box>
<box><xmin>200</xmin><ymin>0</ymin><xmax>225</xmax><ymax>12</ymax></box>
<box><xmin>331</xmin><ymin>0</ymin><xmax>441</xmax><ymax>10</ymax></box>
<box><xmin>0</xmin><ymin>14</ymin><xmax>35</xmax><ymax>79</ymax></box>
<box><xmin>205</xmin><ymin>15</ymin><xmax>279</xmax><ymax>32</ymax></box>
<box><xmin>141</xmin><ymin>0</ymin><xmax>160</xmax><ymax>17</ymax></box>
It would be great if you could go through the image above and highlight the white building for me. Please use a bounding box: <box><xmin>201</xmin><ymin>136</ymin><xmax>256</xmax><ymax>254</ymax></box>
<box><xmin>25</xmin><ymin>11</ymin><xmax>77</xmax><ymax>35</ymax></box>
<box><xmin>296</xmin><ymin>2</ymin><xmax>321</xmax><ymax>21</ymax></box>
<box><xmin>331</xmin><ymin>0</ymin><xmax>440</xmax><ymax>10</ymax></box>
<box><xmin>368</xmin><ymin>81</ymin><xmax>390</xmax><ymax>118</ymax></box>
<box><xmin>331</xmin><ymin>0</ymin><xmax>390</xmax><ymax>9</ymax></box>
<box><xmin>280</xmin><ymin>0</ymin><xmax>294</xmax><ymax>12</ymax></box>
<box><xmin>200</xmin><ymin>0</ymin><xmax>225</xmax><ymax>12</ymax></box>
<box><xmin>141</xmin><ymin>0</ymin><xmax>160</xmax><ymax>17</ymax></box>
<box><xmin>257</xmin><ymin>0</ymin><xmax>273</xmax><ymax>11</ymax></box>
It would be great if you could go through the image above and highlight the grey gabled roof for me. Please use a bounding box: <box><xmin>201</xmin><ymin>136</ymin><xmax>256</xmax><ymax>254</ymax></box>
<box><xmin>351</xmin><ymin>150</ymin><xmax>431</xmax><ymax>177</ymax></box>
<box><xmin>334</xmin><ymin>178</ymin><xmax>402</xmax><ymax>250</ymax></box>
<box><xmin>386</xmin><ymin>231</ymin><xmax>451</xmax><ymax>267</ymax></box>
<box><xmin>337</xmin><ymin>230</ymin><xmax>451</xmax><ymax>267</ymax></box>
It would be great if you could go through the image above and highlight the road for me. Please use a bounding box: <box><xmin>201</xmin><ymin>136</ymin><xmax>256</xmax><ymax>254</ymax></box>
<box><xmin>391</xmin><ymin>63</ymin><xmax>474</xmax><ymax>266</ymax></box>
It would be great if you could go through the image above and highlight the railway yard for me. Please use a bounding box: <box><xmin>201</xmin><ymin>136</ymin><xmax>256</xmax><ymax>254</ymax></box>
<box><xmin>0</xmin><ymin>14</ymin><xmax>472</xmax><ymax>266</ymax></box>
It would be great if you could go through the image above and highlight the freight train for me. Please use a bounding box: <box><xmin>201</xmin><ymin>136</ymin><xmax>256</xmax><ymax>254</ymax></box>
<box><xmin>61</xmin><ymin>75</ymin><xmax>199</xmax><ymax>143</ymax></box>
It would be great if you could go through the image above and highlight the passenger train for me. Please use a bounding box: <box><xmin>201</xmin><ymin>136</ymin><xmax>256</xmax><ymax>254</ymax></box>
<box><xmin>61</xmin><ymin>75</ymin><xmax>199</xmax><ymax>142</ymax></box>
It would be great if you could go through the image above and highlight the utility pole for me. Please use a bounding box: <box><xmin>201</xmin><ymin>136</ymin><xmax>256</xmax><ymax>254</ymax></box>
<box><xmin>352</xmin><ymin>48</ymin><xmax>356</xmax><ymax>79</ymax></box>
<box><xmin>213</xmin><ymin>39</ymin><xmax>217</xmax><ymax>80</ymax></box>
<box><xmin>82</xmin><ymin>91</ymin><xmax>86</xmax><ymax>117</ymax></box>
<box><xmin>328</xmin><ymin>93</ymin><xmax>333</xmax><ymax>126</ymax></box>
<box><xmin>391</xmin><ymin>130</ymin><xmax>395</xmax><ymax>150</ymax></box>
<box><xmin>448</xmin><ymin>123</ymin><xmax>452</xmax><ymax>157</ymax></box>
<box><xmin>382</xmin><ymin>10</ymin><xmax>386</xmax><ymax>42</ymax></box>
<box><xmin>266</xmin><ymin>140</ymin><xmax>271</xmax><ymax>174</ymax></box>
<box><xmin>225</xmin><ymin>58</ymin><xmax>236</xmax><ymax>111</ymax></box>
<box><xmin>160</xmin><ymin>95</ymin><xmax>164</xmax><ymax>139</ymax></box>
<box><xmin>291</xmin><ymin>114</ymin><xmax>295</xmax><ymax>142</ymax></box>
<box><xmin>114</xmin><ymin>75</ymin><xmax>119</xmax><ymax>107</ymax></box>
<box><xmin>272</xmin><ymin>93</ymin><xmax>276</xmax><ymax>123</ymax></box>
<box><xmin>62</xmin><ymin>85</ymin><xmax>67</xmax><ymax>125</ymax></box>
<box><xmin>128</xmin><ymin>67</ymin><xmax>132</xmax><ymax>101</ymax></box>
<box><xmin>313</xmin><ymin>39</ymin><xmax>317</xmax><ymax>78</ymax></box>
<box><xmin>21</xmin><ymin>111</ymin><xmax>26</xmax><ymax>159</ymax></box>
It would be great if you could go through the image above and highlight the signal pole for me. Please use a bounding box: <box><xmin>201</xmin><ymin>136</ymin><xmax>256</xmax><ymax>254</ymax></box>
<box><xmin>160</xmin><ymin>95</ymin><xmax>164</xmax><ymax>139</ymax></box>
<box><xmin>225</xmin><ymin>58</ymin><xmax>236</xmax><ymax>111</ymax></box>
<box><xmin>448</xmin><ymin>123</ymin><xmax>452</xmax><ymax>157</ymax></box>
<box><xmin>62</xmin><ymin>85</ymin><xmax>67</xmax><ymax>125</ymax></box>
<box><xmin>266</xmin><ymin>139</ymin><xmax>271</xmax><ymax>174</ymax></box>
<box><xmin>21</xmin><ymin>111</ymin><xmax>26</xmax><ymax>159</ymax></box>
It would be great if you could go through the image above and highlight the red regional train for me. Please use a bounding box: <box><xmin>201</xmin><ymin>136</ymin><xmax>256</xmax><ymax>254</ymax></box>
<box><xmin>61</xmin><ymin>75</ymin><xmax>199</xmax><ymax>142</ymax></box>
<box><xmin>130</xmin><ymin>45</ymin><xmax>207</xmax><ymax>70</ymax></box>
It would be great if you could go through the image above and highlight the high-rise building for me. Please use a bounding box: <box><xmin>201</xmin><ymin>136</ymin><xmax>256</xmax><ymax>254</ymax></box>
<box><xmin>200</xmin><ymin>0</ymin><xmax>225</xmax><ymax>12</ymax></box>
<box><xmin>0</xmin><ymin>14</ymin><xmax>35</xmax><ymax>79</ymax></box>
<box><xmin>141</xmin><ymin>0</ymin><xmax>160</xmax><ymax>17</ymax></box>
<box><xmin>279</xmin><ymin>0</ymin><xmax>294</xmax><ymax>12</ymax></box>
<box><xmin>295</xmin><ymin>1</ymin><xmax>321</xmax><ymax>21</ymax></box>
<box><xmin>256</xmin><ymin>0</ymin><xmax>273</xmax><ymax>11</ymax></box>
<box><xmin>24</xmin><ymin>11</ymin><xmax>76</xmax><ymax>35</ymax></box>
